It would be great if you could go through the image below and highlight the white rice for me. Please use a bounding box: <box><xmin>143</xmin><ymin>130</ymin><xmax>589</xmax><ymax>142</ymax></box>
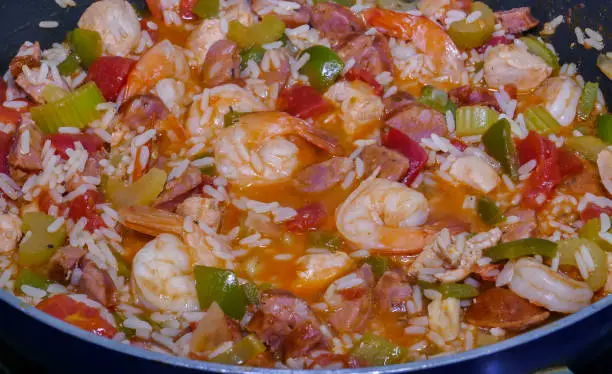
<box><xmin>21</xmin><ymin>285</ymin><xmax>46</xmax><ymax>299</ymax></box>
<box><xmin>465</xmin><ymin>10</ymin><xmax>482</xmax><ymax>24</ymax></box>
<box><xmin>495</xmin><ymin>262</ymin><xmax>514</xmax><ymax>287</ymax></box>
<box><xmin>39</xmin><ymin>21</ymin><xmax>59</xmax><ymax>29</ymax></box>
<box><xmin>404</xmin><ymin>326</ymin><xmax>427</xmax><ymax>335</ymax></box>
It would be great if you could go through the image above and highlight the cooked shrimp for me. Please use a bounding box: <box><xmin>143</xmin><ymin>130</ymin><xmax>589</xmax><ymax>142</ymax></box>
<box><xmin>336</xmin><ymin>176</ymin><xmax>431</xmax><ymax>253</ymax></box>
<box><xmin>214</xmin><ymin>112</ymin><xmax>341</xmax><ymax>185</ymax></box>
<box><xmin>484</xmin><ymin>44</ymin><xmax>552</xmax><ymax>93</ymax></box>
<box><xmin>131</xmin><ymin>234</ymin><xmax>200</xmax><ymax>312</ymax></box>
<box><xmin>185</xmin><ymin>19</ymin><xmax>225</xmax><ymax>66</ymax></box>
<box><xmin>509</xmin><ymin>258</ymin><xmax>593</xmax><ymax>313</ymax></box>
<box><xmin>176</xmin><ymin>197</ymin><xmax>223</xmax><ymax>231</ymax></box>
<box><xmin>78</xmin><ymin>0</ymin><xmax>141</xmax><ymax>56</ymax></box>
<box><xmin>324</xmin><ymin>81</ymin><xmax>385</xmax><ymax>138</ymax></box>
<box><xmin>293</xmin><ymin>251</ymin><xmax>353</xmax><ymax>292</ymax></box>
<box><xmin>597</xmin><ymin>148</ymin><xmax>612</xmax><ymax>196</ymax></box>
<box><xmin>186</xmin><ymin>84</ymin><xmax>268</xmax><ymax>143</ymax></box>
<box><xmin>119</xmin><ymin>206</ymin><xmax>227</xmax><ymax>268</ymax></box>
<box><xmin>536</xmin><ymin>77</ymin><xmax>582</xmax><ymax>126</ymax></box>
<box><xmin>0</xmin><ymin>214</ymin><xmax>22</xmax><ymax>253</ymax></box>
<box><xmin>362</xmin><ymin>8</ymin><xmax>465</xmax><ymax>84</ymax></box>
<box><xmin>449</xmin><ymin>156</ymin><xmax>500</xmax><ymax>193</ymax></box>
<box><xmin>123</xmin><ymin>40</ymin><xmax>191</xmax><ymax>101</ymax></box>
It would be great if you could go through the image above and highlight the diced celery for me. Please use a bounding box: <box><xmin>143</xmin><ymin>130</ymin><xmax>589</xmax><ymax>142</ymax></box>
<box><xmin>455</xmin><ymin>105</ymin><xmax>499</xmax><ymax>136</ymax></box>
<box><xmin>597</xmin><ymin>114</ymin><xmax>612</xmax><ymax>144</ymax></box>
<box><xmin>105</xmin><ymin>168</ymin><xmax>167</xmax><ymax>209</ymax></box>
<box><xmin>192</xmin><ymin>0</ymin><xmax>219</xmax><ymax>19</ymax></box>
<box><xmin>558</xmin><ymin>238</ymin><xmax>607</xmax><ymax>291</ymax></box>
<box><xmin>57</xmin><ymin>53</ymin><xmax>81</xmax><ymax>76</ymax></box>
<box><xmin>239</xmin><ymin>45</ymin><xmax>266</xmax><ymax>71</ymax></box>
<box><xmin>211</xmin><ymin>335</ymin><xmax>267</xmax><ymax>365</ymax></box>
<box><xmin>519</xmin><ymin>36</ymin><xmax>559</xmax><ymax>69</ymax></box>
<box><xmin>579</xmin><ymin>218</ymin><xmax>612</xmax><ymax>252</ymax></box>
<box><xmin>227</xmin><ymin>15</ymin><xmax>285</xmax><ymax>49</ymax></box>
<box><xmin>564</xmin><ymin>135</ymin><xmax>607</xmax><ymax>163</ymax></box>
<box><xmin>14</xmin><ymin>269</ymin><xmax>50</xmax><ymax>292</ymax></box>
<box><xmin>30</xmin><ymin>82</ymin><xmax>105</xmax><ymax>133</ymax></box>
<box><xmin>351</xmin><ymin>333</ymin><xmax>407</xmax><ymax>366</ymax></box>
<box><xmin>42</xmin><ymin>85</ymin><xmax>70</xmax><ymax>103</ymax></box>
<box><xmin>524</xmin><ymin>105</ymin><xmax>561</xmax><ymax>134</ymax></box>
<box><xmin>18</xmin><ymin>212</ymin><xmax>66</xmax><ymax>266</ymax></box>
<box><xmin>67</xmin><ymin>29</ymin><xmax>102</xmax><ymax>69</ymax></box>
<box><xmin>577</xmin><ymin>82</ymin><xmax>599</xmax><ymax>120</ymax></box>
<box><xmin>448</xmin><ymin>2</ymin><xmax>496</xmax><ymax>50</ymax></box>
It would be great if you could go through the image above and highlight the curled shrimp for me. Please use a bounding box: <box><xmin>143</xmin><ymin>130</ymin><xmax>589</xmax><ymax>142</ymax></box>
<box><xmin>362</xmin><ymin>8</ymin><xmax>465</xmax><ymax>84</ymax></box>
<box><xmin>509</xmin><ymin>258</ymin><xmax>593</xmax><ymax>313</ymax></box>
<box><xmin>131</xmin><ymin>233</ymin><xmax>200</xmax><ymax>312</ymax></box>
<box><xmin>123</xmin><ymin>40</ymin><xmax>191</xmax><ymax>102</ymax></box>
<box><xmin>335</xmin><ymin>176</ymin><xmax>431</xmax><ymax>254</ymax></box>
<box><xmin>536</xmin><ymin>77</ymin><xmax>582</xmax><ymax>126</ymax></box>
<box><xmin>597</xmin><ymin>148</ymin><xmax>612</xmax><ymax>196</ymax></box>
<box><xmin>0</xmin><ymin>214</ymin><xmax>22</xmax><ymax>253</ymax></box>
<box><xmin>214</xmin><ymin>111</ymin><xmax>342</xmax><ymax>185</ymax></box>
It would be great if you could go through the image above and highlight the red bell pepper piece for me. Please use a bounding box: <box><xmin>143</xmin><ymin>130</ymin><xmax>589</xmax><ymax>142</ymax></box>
<box><xmin>179</xmin><ymin>0</ymin><xmax>198</xmax><ymax>19</ymax></box>
<box><xmin>279</xmin><ymin>85</ymin><xmax>331</xmax><ymax>119</ymax></box>
<box><xmin>68</xmin><ymin>190</ymin><xmax>106</xmax><ymax>231</ymax></box>
<box><xmin>382</xmin><ymin>127</ymin><xmax>428</xmax><ymax>186</ymax></box>
<box><xmin>0</xmin><ymin>106</ymin><xmax>23</xmax><ymax>125</ymax></box>
<box><xmin>87</xmin><ymin>56</ymin><xmax>135</xmax><ymax>102</ymax></box>
<box><xmin>47</xmin><ymin>133</ymin><xmax>104</xmax><ymax>159</ymax></box>
<box><xmin>581</xmin><ymin>203</ymin><xmax>612</xmax><ymax>222</ymax></box>
<box><xmin>345</xmin><ymin>68</ymin><xmax>384</xmax><ymax>96</ymax></box>
<box><xmin>450</xmin><ymin>138</ymin><xmax>468</xmax><ymax>151</ymax></box>
<box><xmin>286</xmin><ymin>202</ymin><xmax>328</xmax><ymax>232</ymax></box>
<box><xmin>0</xmin><ymin>132</ymin><xmax>13</xmax><ymax>175</ymax></box>
<box><xmin>37</xmin><ymin>294</ymin><xmax>116</xmax><ymax>338</ymax></box>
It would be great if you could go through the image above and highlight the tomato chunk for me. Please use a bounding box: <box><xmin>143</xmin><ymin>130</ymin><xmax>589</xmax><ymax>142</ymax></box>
<box><xmin>37</xmin><ymin>294</ymin><xmax>116</xmax><ymax>338</ymax></box>
<box><xmin>382</xmin><ymin>127</ymin><xmax>427</xmax><ymax>186</ymax></box>
<box><xmin>68</xmin><ymin>190</ymin><xmax>106</xmax><ymax>231</ymax></box>
<box><xmin>87</xmin><ymin>56</ymin><xmax>135</xmax><ymax>101</ymax></box>
<box><xmin>581</xmin><ymin>203</ymin><xmax>612</xmax><ymax>222</ymax></box>
<box><xmin>286</xmin><ymin>202</ymin><xmax>328</xmax><ymax>232</ymax></box>
<box><xmin>279</xmin><ymin>85</ymin><xmax>330</xmax><ymax>119</ymax></box>
<box><xmin>179</xmin><ymin>0</ymin><xmax>198</xmax><ymax>19</ymax></box>
<box><xmin>47</xmin><ymin>133</ymin><xmax>104</xmax><ymax>159</ymax></box>
<box><xmin>0</xmin><ymin>106</ymin><xmax>22</xmax><ymax>125</ymax></box>
<box><xmin>0</xmin><ymin>132</ymin><xmax>13</xmax><ymax>175</ymax></box>
<box><xmin>345</xmin><ymin>68</ymin><xmax>383</xmax><ymax>96</ymax></box>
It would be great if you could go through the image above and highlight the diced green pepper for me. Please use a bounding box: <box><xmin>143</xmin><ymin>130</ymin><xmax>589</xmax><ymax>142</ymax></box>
<box><xmin>30</xmin><ymin>82</ymin><xmax>105</xmax><ymax>133</ymax></box>
<box><xmin>239</xmin><ymin>45</ymin><xmax>266</xmax><ymax>71</ymax></box>
<box><xmin>476</xmin><ymin>196</ymin><xmax>502</xmax><ymax>225</ymax></box>
<box><xmin>364</xmin><ymin>256</ymin><xmax>389</xmax><ymax>278</ymax></box>
<box><xmin>67</xmin><ymin>29</ymin><xmax>103</xmax><ymax>69</ymax></box>
<box><xmin>597</xmin><ymin>114</ymin><xmax>612</xmax><ymax>144</ymax></box>
<box><xmin>14</xmin><ymin>269</ymin><xmax>50</xmax><ymax>292</ymax></box>
<box><xmin>280</xmin><ymin>33</ymin><xmax>299</xmax><ymax>55</ymax></box>
<box><xmin>351</xmin><ymin>333</ymin><xmax>406</xmax><ymax>366</ymax></box>
<box><xmin>519</xmin><ymin>36</ymin><xmax>559</xmax><ymax>69</ymax></box>
<box><xmin>113</xmin><ymin>312</ymin><xmax>137</xmax><ymax>339</ymax></box>
<box><xmin>18</xmin><ymin>212</ymin><xmax>67</xmax><ymax>266</ymax></box>
<box><xmin>558</xmin><ymin>238</ymin><xmax>607</xmax><ymax>290</ymax></box>
<box><xmin>227</xmin><ymin>15</ymin><xmax>285</xmax><ymax>49</ymax></box>
<box><xmin>223</xmin><ymin>107</ymin><xmax>246</xmax><ymax>127</ymax></box>
<box><xmin>485</xmin><ymin>238</ymin><xmax>557</xmax><ymax>262</ymax></box>
<box><xmin>194</xmin><ymin>265</ymin><xmax>249</xmax><ymax>319</ymax></box>
<box><xmin>113</xmin><ymin>252</ymin><xmax>131</xmax><ymax>278</ymax></box>
<box><xmin>308</xmin><ymin>231</ymin><xmax>343</xmax><ymax>251</ymax></box>
<box><xmin>577</xmin><ymin>82</ymin><xmax>599</xmax><ymax>121</ymax></box>
<box><xmin>41</xmin><ymin>85</ymin><xmax>70</xmax><ymax>103</ymax></box>
<box><xmin>200</xmin><ymin>165</ymin><xmax>217</xmax><ymax>176</ymax></box>
<box><xmin>299</xmin><ymin>45</ymin><xmax>344</xmax><ymax>92</ymax></box>
<box><xmin>242</xmin><ymin>281</ymin><xmax>260</xmax><ymax>305</ymax></box>
<box><xmin>376</xmin><ymin>0</ymin><xmax>417</xmax><ymax>11</ymax></box>
<box><xmin>211</xmin><ymin>334</ymin><xmax>267</xmax><ymax>365</ymax></box>
<box><xmin>524</xmin><ymin>105</ymin><xmax>561</xmax><ymax>134</ymax></box>
<box><xmin>482</xmin><ymin>118</ymin><xmax>520</xmax><ymax>180</ymax></box>
<box><xmin>564</xmin><ymin>135</ymin><xmax>607</xmax><ymax>163</ymax></box>
<box><xmin>448</xmin><ymin>2</ymin><xmax>496</xmax><ymax>50</ymax></box>
<box><xmin>192</xmin><ymin>0</ymin><xmax>220</xmax><ymax>19</ymax></box>
<box><xmin>417</xmin><ymin>281</ymin><xmax>479</xmax><ymax>299</ymax></box>
<box><xmin>105</xmin><ymin>168</ymin><xmax>167</xmax><ymax>209</ymax></box>
<box><xmin>57</xmin><ymin>53</ymin><xmax>81</xmax><ymax>76</ymax></box>
<box><xmin>455</xmin><ymin>105</ymin><xmax>499</xmax><ymax>136</ymax></box>
<box><xmin>419</xmin><ymin>85</ymin><xmax>456</xmax><ymax>115</ymax></box>
<box><xmin>579</xmin><ymin>218</ymin><xmax>612</xmax><ymax>252</ymax></box>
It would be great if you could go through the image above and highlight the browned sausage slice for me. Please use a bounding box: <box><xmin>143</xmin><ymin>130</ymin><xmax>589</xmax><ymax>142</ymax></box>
<box><xmin>494</xmin><ymin>7</ymin><xmax>539</xmax><ymax>34</ymax></box>
<box><xmin>360</xmin><ymin>145</ymin><xmax>410</xmax><ymax>182</ymax></box>
<box><xmin>311</xmin><ymin>3</ymin><xmax>365</xmax><ymax>46</ymax></box>
<box><xmin>385</xmin><ymin>103</ymin><xmax>447</xmax><ymax>142</ymax></box>
<box><xmin>294</xmin><ymin>157</ymin><xmax>352</xmax><ymax>193</ymax></box>
<box><xmin>337</xmin><ymin>34</ymin><xmax>393</xmax><ymax>77</ymax></box>
<box><xmin>201</xmin><ymin>40</ymin><xmax>240</xmax><ymax>88</ymax></box>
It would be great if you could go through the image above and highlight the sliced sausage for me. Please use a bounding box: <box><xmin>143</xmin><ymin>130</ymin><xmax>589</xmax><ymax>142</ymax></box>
<box><xmin>494</xmin><ymin>7</ymin><xmax>539</xmax><ymax>34</ymax></box>
<box><xmin>47</xmin><ymin>246</ymin><xmax>87</xmax><ymax>283</ymax></box>
<box><xmin>337</xmin><ymin>34</ymin><xmax>393</xmax><ymax>77</ymax></box>
<box><xmin>385</xmin><ymin>103</ymin><xmax>447</xmax><ymax>142</ymax></box>
<box><xmin>15</xmin><ymin>69</ymin><xmax>69</xmax><ymax>104</ymax></box>
<box><xmin>374</xmin><ymin>269</ymin><xmax>413</xmax><ymax>314</ymax></box>
<box><xmin>247</xmin><ymin>289</ymin><xmax>327</xmax><ymax>358</ymax></box>
<box><xmin>9</xmin><ymin>118</ymin><xmax>43</xmax><ymax>171</ymax></box>
<box><xmin>251</xmin><ymin>0</ymin><xmax>311</xmax><ymax>27</ymax></box>
<box><xmin>78</xmin><ymin>258</ymin><xmax>118</xmax><ymax>308</ymax></box>
<box><xmin>154</xmin><ymin>167</ymin><xmax>203</xmax><ymax>207</ymax></box>
<box><xmin>465</xmin><ymin>287</ymin><xmax>550</xmax><ymax>331</ymax></box>
<box><xmin>9</xmin><ymin>42</ymin><xmax>41</xmax><ymax>78</ymax></box>
<box><xmin>311</xmin><ymin>2</ymin><xmax>365</xmax><ymax>46</ymax></box>
<box><xmin>119</xmin><ymin>95</ymin><xmax>170</xmax><ymax>131</ymax></box>
<box><xmin>201</xmin><ymin>40</ymin><xmax>240</xmax><ymax>88</ymax></box>
<box><xmin>360</xmin><ymin>145</ymin><xmax>410</xmax><ymax>182</ymax></box>
<box><xmin>383</xmin><ymin>91</ymin><xmax>416</xmax><ymax>117</ymax></box>
<box><xmin>294</xmin><ymin>157</ymin><xmax>352</xmax><ymax>193</ymax></box>
<box><xmin>327</xmin><ymin>264</ymin><xmax>374</xmax><ymax>333</ymax></box>
<box><xmin>285</xmin><ymin>202</ymin><xmax>328</xmax><ymax>232</ymax></box>
<box><xmin>500</xmin><ymin>208</ymin><xmax>537</xmax><ymax>243</ymax></box>
<box><xmin>449</xmin><ymin>85</ymin><xmax>501</xmax><ymax>111</ymax></box>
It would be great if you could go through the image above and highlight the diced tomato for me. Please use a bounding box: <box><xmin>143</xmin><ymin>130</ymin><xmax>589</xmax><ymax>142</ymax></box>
<box><xmin>87</xmin><ymin>56</ymin><xmax>135</xmax><ymax>102</ymax></box>
<box><xmin>179</xmin><ymin>0</ymin><xmax>198</xmax><ymax>19</ymax></box>
<box><xmin>581</xmin><ymin>203</ymin><xmax>612</xmax><ymax>222</ymax></box>
<box><xmin>558</xmin><ymin>148</ymin><xmax>584</xmax><ymax>177</ymax></box>
<box><xmin>279</xmin><ymin>85</ymin><xmax>331</xmax><ymax>119</ymax></box>
<box><xmin>0</xmin><ymin>132</ymin><xmax>13</xmax><ymax>175</ymax></box>
<box><xmin>68</xmin><ymin>190</ymin><xmax>106</xmax><ymax>231</ymax></box>
<box><xmin>47</xmin><ymin>133</ymin><xmax>104</xmax><ymax>159</ymax></box>
<box><xmin>285</xmin><ymin>202</ymin><xmax>328</xmax><ymax>232</ymax></box>
<box><xmin>0</xmin><ymin>79</ymin><xmax>7</xmax><ymax>103</ymax></box>
<box><xmin>382</xmin><ymin>127</ymin><xmax>428</xmax><ymax>186</ymax></box>
<box><xmin>0</xmin><ymin>106</ymin><xmax>22</xmax><ymax>125</ymax></box>
<box><xmin>477</xmin><ymin>36</ymin><xmax>513</xmax><ymax>53</ymax></box>
<box><xmin>37</xmin><ymin>190</ymin><xmax>64</xmax><ymax>216</ymax></box>
<box><xmin>37</xmin><ymin>294</ymin><xmax>116</xmax><ymax>338</ymax></box>
<box><xmin>345</xmin><ymin>68</ymin><xmax>384</xmax><ymax>96</ymax></box>
<box><xmin>517</xmin><ymin>131</ymin><xmax>555</xmax><ymax>165</ymax></box>
<box><xmin>145</xmin><ymin>0</ymin><xmax>164</xmax><ymax>20</ymax></box>
<box><xmin>450</xmin><ymin>138</ymin><xmax>468</xmax><ymax>151</ymax></box>
<box><xmin>502</xmin><ymin>84</ymin><xmax>518</xmax><ymax>100</ymax></box>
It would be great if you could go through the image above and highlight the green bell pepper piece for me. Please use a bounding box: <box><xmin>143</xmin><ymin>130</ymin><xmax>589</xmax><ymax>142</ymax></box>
<box><xmin>308</xmin><ymin>231</ymin><xmax>343</xmax><ymax>251</ymax></box>
<box><xmin>519</xmin><ymin>36</ymin><xmax>559</xmax><ymax>69</ymax></box>
<box><xmin>239</xmin><ymin>45</ymin><xmax>266</xmax><ymax>71</ymax></box>
<box><xmin>67</xmin><ymin>29</ymin><xmax>103</xmax><ymax>69</ymax></box>
<box><xmin>558</xmin><ymin>238</ymin><xmax>607</xmax><ymax>291</ymax></box>
<box><xmin>419</xmin><ymin>85</ymin><xmax>456</xmax><ymax>115</ymax></box>
<box><xmin>299</xmin><ymin>45</ymin><xmax>344</xmax><ymax>92</ymax></box>
<box><xmin>364</xmin><ymin>256</ymin><xmax>389</xmax><ymax>278</ymax></box>
<box><xmin>228</xmin><ymin>15</ymin><xmax>285</xmax><ymax>49</ymax></box>
<box><xmin>14</xmin><ymin>269</ymin><xmax>50</xmax><ymax>292</ymax></box>
<box><xmin>476</xmin><ymin>196</ymin><xmax>502</xmax><ymax>225</ymax></box>
<box><xmin>194</xmin><ymin>266</ymin><xmax>249</xmax><ymax>319</ymax></box>
<box><xmin>57</xmin><ymin>53</ymin><xmax>81</xmax><ymax>76</ymax></box>
<box><xmin>482</xmin><ymin>118</ymin><xmax>520</xmax><ymax>180</ymax></box>
<box><xmin>351</xmin><ymin>333</ymin><xmax>406</xmax><ymax>366</ymax></box>
<box><xmin>417</xmin><ymin>281</ymin><xmax>479</xmax><ymax>299</ymax></box>
<box><xmin>485</xmin><ymin>238</ymin><xmax>557</xmax><ymax>262</ymax></box>
<box><xmin>577</xmin><ymin>82</ymin><xmax>599</xmax><ymax>120</ymax></box>
<box><xmin>18</xmin><ymin>212</ymin><xmax>67</xmax><ymax>266</ymax></box>
<box><xmin>579</xmin><ymin>218</ymin><xmax>612</xmax><ymax>252</ymax></box>
<box><xmin>211</xmin><ymin>334</ymin><xmax>267</xmax><ymax>365</ymax></box>
<box><xmin>597</xmin><ymin>114</ymin><xmax>612</xmax><ymax>144</ymax></box>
